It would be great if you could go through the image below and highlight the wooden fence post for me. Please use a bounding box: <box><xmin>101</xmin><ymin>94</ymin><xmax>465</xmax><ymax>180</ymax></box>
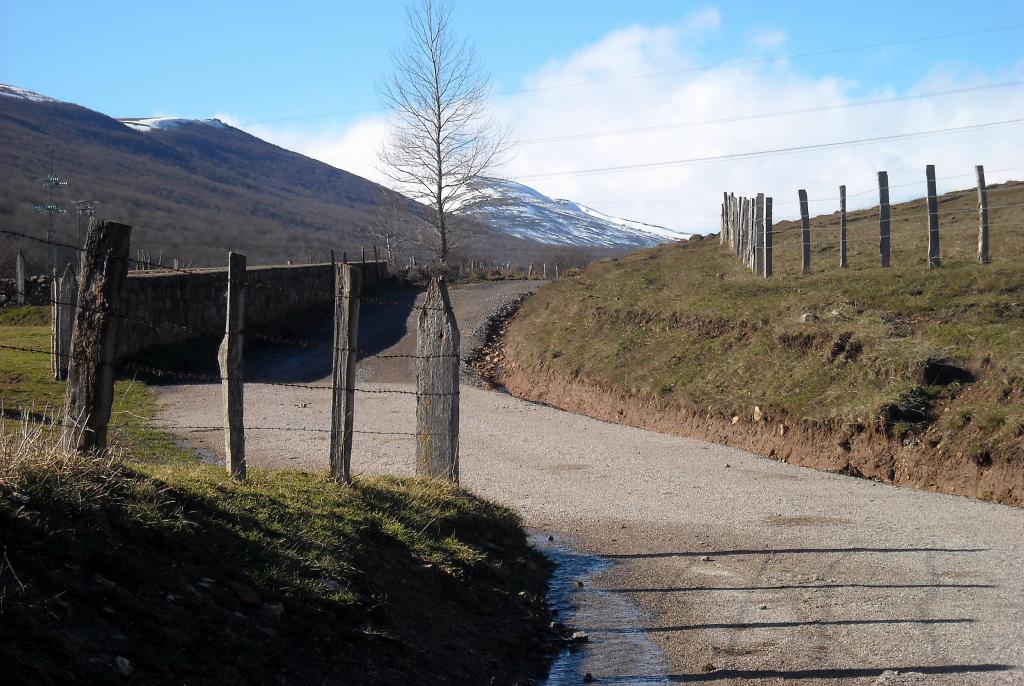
<box><xmin>839</xmin><ymin>185</ymin><xmax>848</xmax><ymax>269</ymax></box>
<box><xmin>976</xmin><ymin>165</ymin><xmax>990</xmax><ymax>264</ymax></box>
<box><xmin>763</xmin><ymin>196</ymin><xmax>773</xmax><ymax>278</ymax></box>
<box><xmin>733</xmin><ymin>197</ymin><xmax>740</xmax><ymax>257</ymax></box>
<box><xmin>878</xmin><ymin>171</ymin><xmax>891</xmax><ymax>267</ymax></box>
<box><xmin>416</xmin><ymin>276</ymin><xmax>460</xmax><ymax>482</ymax></box>
<box><xmin>799</xmin><ymin>189</ymin><xmax>811</xmax><ymax>274</ymax></box>
<box><xmin>52</xmin><ymin>263</ymin><xmax>77</xmax><ymax>380</ymax></box>
<box><xmin>720</xmin><ymin>193</ymin><xmax>727</xmax><ymax>244</ymax></box>
<box><xmin>65</xmin><ymin>218</ymin><xmax>131</xmax><ymax>452</ymax></box>
<box><xmin>926</xmin><ymin>164</ymin><xmax>940</xmax><ymax>269</ymax></box>
<box><xmin>15</xmin><ymin>250</ymin><xmax>25</xmax><ymax>305</ymax></box>
<box><xmin>741</xmin><ymin>200</ymin><xmax>749</xmax><ymax>262</ymax></box>
<box><xmin>219</xmin><ymin>252</ymin><xmax>246</xmax><ymax>479</ymax></box>
<box><xmin>330</xmin><ymin>264</ymin><xmax>361</xmax><ymax>484</ymax></box>
<box><xmin>754</xmin><ymin>192</ymin><xmax>765</xmax><ymax>274</ymax></box>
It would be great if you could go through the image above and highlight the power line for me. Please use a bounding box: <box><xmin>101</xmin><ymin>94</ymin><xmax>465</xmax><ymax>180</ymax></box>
<box><xmin>517</xmin><ymin>81</ymin><xmax>1024</xmax><ymax>145</ymax></box>
<box><xmin>514</xmin><ymin>117</ymin><xmax>1024</xmax><ymax>181</ymax></box>
<box><xmin>238</xmin><ymin>23</ymin><xmax>1024</xmax><ymax>127</ymax></box>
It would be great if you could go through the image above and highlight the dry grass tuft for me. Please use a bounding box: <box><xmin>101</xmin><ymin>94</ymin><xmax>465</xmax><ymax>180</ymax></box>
<box><xmin>0</xmin><ymin>410</ymin><xmax>124</xmax><ymax>511</ymax></box>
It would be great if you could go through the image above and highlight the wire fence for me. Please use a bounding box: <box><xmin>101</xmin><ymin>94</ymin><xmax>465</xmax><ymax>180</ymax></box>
<box><xmin>2</xmin><ymin>228</ymin><xmax>463</xmax><ymax>481</ymax></box>
<box><xmin>719</xmin><ymin>163</ymin><xmax>1018</xmax><ymax>276</ymax></box>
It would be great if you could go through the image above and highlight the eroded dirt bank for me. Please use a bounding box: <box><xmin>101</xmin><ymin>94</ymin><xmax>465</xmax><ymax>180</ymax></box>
<box><xmin>481</xmin><ymin>307</ymin><xmax>1022</xmax><ymax>508</ymax></box>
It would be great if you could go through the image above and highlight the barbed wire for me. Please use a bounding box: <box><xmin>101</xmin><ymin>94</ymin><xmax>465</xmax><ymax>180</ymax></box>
<box><xmin>0</xmin><ymin>344</ymin><xmax>459</xmax><ymax>396</ymax></box>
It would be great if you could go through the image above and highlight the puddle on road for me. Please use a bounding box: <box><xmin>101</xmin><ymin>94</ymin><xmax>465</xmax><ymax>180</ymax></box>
<box><xmin>174</xmin><ymin>438</ymin><xmax>220</xmax><ymax>466</ymax></box>
<box><xmin>533</xmin><ymin>532</ymin><xmax>672</xmax><ymax>686</ymax></box>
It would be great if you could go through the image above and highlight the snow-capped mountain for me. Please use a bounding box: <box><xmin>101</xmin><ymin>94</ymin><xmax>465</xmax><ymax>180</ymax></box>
<box><xmin>464</xmin><ymin>177</ymin><xmax>692</xmax><ymax>249</ymax></box>
<box><xmin>0</xmin><ymin>84</ymin><xmax>59</xmax><ymax>103</ymax></box>
<box><xmin>118</xmin><ymin>117</ymin><xmax>228</xmax><ymax>132</ymax></box>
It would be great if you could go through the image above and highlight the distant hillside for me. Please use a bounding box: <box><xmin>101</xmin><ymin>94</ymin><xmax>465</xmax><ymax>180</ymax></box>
<box><xmin>0</xmin><ymin>84</ymin><xmax>546</xmax><ymax>272</ymax></box>
<box><xmin>465</xmin><ymin>177</ymin><xmax>692</xmax><ymax>248</ymax></box>
<box><xmin>497</xmin><ymin>180</ymin><xmax>1024</xmax><ymax>505</ymax></box>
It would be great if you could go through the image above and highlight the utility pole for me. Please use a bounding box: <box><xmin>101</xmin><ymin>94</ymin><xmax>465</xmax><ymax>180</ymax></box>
<box><xmin>33</xmin><ymin>144</ymin><xmax>69</xmax><ymax>272</ymax></box>
<box><xmin>75</xmin><ymin>200</ymin><xmax>100</xmax><ymax>247</ymax></box>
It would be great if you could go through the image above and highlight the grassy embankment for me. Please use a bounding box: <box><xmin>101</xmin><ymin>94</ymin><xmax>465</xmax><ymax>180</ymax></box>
<box><xmin>501</xmin><ymin>181</ymin><xmax>1024</xmax><ymax>505</ymax></box>
<box><xmin>0</xmin><ymin>319</ymin><xmax>552</xmax><ymax>685</ymax></box>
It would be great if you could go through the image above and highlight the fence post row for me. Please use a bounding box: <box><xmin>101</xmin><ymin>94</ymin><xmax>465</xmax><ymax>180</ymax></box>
<box><xmin>51</xmin><ymin>263</ymin><xmax>77</xmax><ymax>380</ymax></box>
<box><xmin>878</xmin><ymin>171</ymin><xmax>891</xmax><ymax>268</ymax></box>
<box><xmin>839</xmin><ymin>185</ymin><xmax>848</xmax><ymax>269</ymax></box>
<box><xmin>976</xmin><ymin>165</ymin><xmax>990</xmax><ymax>264</ymax></box>
<box><xmin>762</xmin><ymin>196</ymin><xmax>773</xmax><ymax>278</ymax></box>
<box><xmin>219</xmin><ymin>252</ymin><xmax>246</xmax><ymax>480</ymax></box>
<box><xmin>65</xmin><ymin>218</ymin><xmax>132</xmax><ymax>452</ymax></box>
<box><xmin>925</xmin><ymin>164</ymin><xmax>940</xmax><ymax>269</ymax></box>
<box><xmin>798</xmin><ymin>189</ymin><xmax>811</xmax><ymax>274</ymax></box>
<box><xmin>330</xmin><ymin>263</ymin><xmax>361</xmax><ymax>484</ymax></box>
<box><xmin>416</xmin><ymin>277</ymin><xmax>460</xmax><ymax>482</ymax></box>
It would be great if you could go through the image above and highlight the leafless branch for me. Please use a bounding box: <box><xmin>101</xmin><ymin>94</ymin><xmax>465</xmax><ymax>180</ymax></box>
<box><xmin>378</xmin><ymin>0</ymin><xmax>511</xmax><ymax>264</ymax></box>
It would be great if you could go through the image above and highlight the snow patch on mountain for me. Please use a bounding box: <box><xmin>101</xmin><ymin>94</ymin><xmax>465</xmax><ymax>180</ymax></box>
<box><xmin>0</xmin><ymin>84</ymin><xmax>59</xmax><ymax>103</ymax></box>
<box><xmin>119</xmin><ymin>117</ymin><xmax>228</xmax><ymax>132</ymax></box>
<box><xmin>464</xmin><ymin>178</ymin><xmax>692</xmax><ymax>249</ymax></box>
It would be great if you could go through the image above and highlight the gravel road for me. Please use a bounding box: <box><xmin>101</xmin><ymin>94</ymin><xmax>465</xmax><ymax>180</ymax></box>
<box><xmin>156</xmin><ymin>279</ymin><xmax>1024</xmax><ymax>685</ymax></box>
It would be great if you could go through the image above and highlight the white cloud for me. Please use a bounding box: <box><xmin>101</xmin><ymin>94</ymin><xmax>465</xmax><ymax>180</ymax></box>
<box><xmin>227</xmin><ymin>8</ymin><xmax>1024</xmax><ymax>233</ymax></box>
<box><xmin>750</xmin><ymin>28</ymin><xmax>786</xmax><ymax>50</ymax></box>
<box><xmin>215</xmin><ymin>112</ymin><xmax>391</xmax><ymax>184</ymax></box>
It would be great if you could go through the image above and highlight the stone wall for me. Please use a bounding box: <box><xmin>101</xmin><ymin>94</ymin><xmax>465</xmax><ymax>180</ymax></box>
<box><xmin>115</xmin><ymin>261</ymin><xmax>387</xmax><ymax>358</ymax></box>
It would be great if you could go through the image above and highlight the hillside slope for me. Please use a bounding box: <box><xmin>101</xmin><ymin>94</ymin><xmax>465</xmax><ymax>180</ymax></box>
<box><xmin>496</xmin><ymin>181</ymin><xmax>1024</xmax><ymax>505</ymax></box>
<box><xmin>0</xmin><ymin>85</ymin><xmax>544</xmax><ymax>271</ymax></box>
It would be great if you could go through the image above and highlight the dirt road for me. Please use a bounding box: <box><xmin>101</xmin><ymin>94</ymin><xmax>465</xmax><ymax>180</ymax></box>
<box><xmin>156</xmin><ymin>280</ymin><xmax>1023</xmax><ymax>685</ymax></box>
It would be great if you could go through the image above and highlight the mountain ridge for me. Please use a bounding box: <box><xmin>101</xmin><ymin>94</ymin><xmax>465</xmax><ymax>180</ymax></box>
<box><xmin>465</xmin><ymin>177</ymin><xmax>692</xmax><ymax>249</ymax></box>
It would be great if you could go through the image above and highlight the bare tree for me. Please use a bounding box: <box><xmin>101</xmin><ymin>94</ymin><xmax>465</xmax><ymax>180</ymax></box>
<box><xmin>379</xmin><ymin>0</ymin><xmax>509</xmax><ymax>264</ymax></box>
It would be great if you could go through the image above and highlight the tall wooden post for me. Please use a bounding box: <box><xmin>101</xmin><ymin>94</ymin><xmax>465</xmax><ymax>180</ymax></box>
<box><xmin>15</xmin><ymin>250</ymin><xmax>25</xmax><ymax>305</ymax></box>
<box><xmin>799</xmin><ymin>189</ymin><xmax>811</xmax><ymax>274</ymax></box>
<box><xmin>65</xmin><ymin>219</ymin><xmax>132</xmax><ymax>452</ymax></box>
<box><xmin>878</xmin><ymin>171</ymin><xmax>891</xmax><ymax>267</ymax></box>
<box><xmin>763</xmin><ymin>197</ymin><xmax>773</xmax><ymax>278</ymax></box>
<box><xmin>839</xmin><ymin>185</ymin><xmax>848</xmax><ymax>269</ymax></box>
<box><xmin>754</xmin><ymin>193</ymin><xmax>765</xmax><ymax>274</ymax></box>
<box><xmin>926</xmin><ymin>164</ymin><xmax>940</xmax><ymax>269</ymax></box>
<box><xmin>52</xmin><ymin>263</ymin><xmax>77</xmax><ymax>380</ymax></box>
<box><xmin>720</xmin><ymin>192</ymin><xmax>727</xmax><ymax>245</ymax></box>
<box><xmin>976</xmin><ymin>165</ymin><xmax>990</xmax><ymax>264</ymax></box>
<box><xmin>219</xmin><ymin>252</ymin><xmax>246</xmax><ymax>479</ymax></box>
<box><xmin>741</xmin><ymin>197</ymin><xmax>748</xmax><ymax>265</ymax></box>
<box><xmin>416</xmin><ymin>277</ymin><xmax>460</xmax><ymax>482</ymax></box>
<box><xmin>330</xmin><ymin>264</ymin><xmax>361</xmax><ymax>484</ymax></box>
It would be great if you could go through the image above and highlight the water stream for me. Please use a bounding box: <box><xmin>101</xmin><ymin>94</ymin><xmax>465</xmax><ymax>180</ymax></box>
<box><xmin>534</xmin><ymin>532</ymin><xmax>672</xmax><ymax>685</ymax></box>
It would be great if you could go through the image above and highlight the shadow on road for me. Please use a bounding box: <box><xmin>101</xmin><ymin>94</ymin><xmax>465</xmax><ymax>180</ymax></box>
<box><xmin>594</xmin><ymin>663</ymin><xmax>1014</xmax><ymax>683</ymax></box>
<box><xmin>245</xmin><ymin>287</ymin><xmax>421</xmax><ymax>384</ymax></box>
<box><xmin>605</xmin><ymin>582</ymin><xmax>995</xmax><ymax>593</ymax></box>
<box><xmin>608</xmin><ymin>617</ymin><xmax>973</xmax><ymax>633</ymax></box>
<box><xmin>604</xmin><ymin>547</ymin><xmax>988</xmax><ymax>559</ymax></box>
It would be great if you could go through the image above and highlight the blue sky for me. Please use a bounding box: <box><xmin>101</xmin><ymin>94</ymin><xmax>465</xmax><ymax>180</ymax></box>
<box><xmin>2</xmin><ymin>1</ymin><xmax>1021</xmax><ymax>124</ymax></box>
<box><xmin>2</xmin><ymin>1</ymin><xmax>1023</xmax><ymax>227</ymax></box>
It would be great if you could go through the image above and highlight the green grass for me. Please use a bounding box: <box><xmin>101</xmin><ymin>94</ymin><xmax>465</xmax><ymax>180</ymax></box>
<box><xmin>1</xmin><ymin>325</ymin><xmax>552</xmax><ymax>685</ymax></box>
<box><xmin>0</xmin><ymin>305</ymin><xmax>50</xmax><ymax>327</ymax></box>
<box><xmin>505</xmin><ymin>181</ymin><xmax>1024</xmax><ymax>457</ymax></box>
